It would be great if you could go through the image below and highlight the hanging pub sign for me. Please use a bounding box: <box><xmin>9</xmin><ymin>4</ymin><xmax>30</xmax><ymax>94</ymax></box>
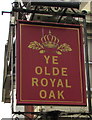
<box><xmin>16</xmin><ymin>20</ymin><xmax>86</xmax><ymax>105</ymax></box>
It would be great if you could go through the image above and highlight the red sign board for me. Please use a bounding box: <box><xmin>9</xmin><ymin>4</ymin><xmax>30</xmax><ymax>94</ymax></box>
<box><xmin>16</xmin><ymin>20</ymin><xmax>86</xmax><ymax>105</ymax></box>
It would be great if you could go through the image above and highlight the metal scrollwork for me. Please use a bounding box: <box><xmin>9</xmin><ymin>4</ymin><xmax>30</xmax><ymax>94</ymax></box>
<box><xmin>50</xmin><ymin>7</ymin><xmax>62</xmax><ymax>12</ymax></box>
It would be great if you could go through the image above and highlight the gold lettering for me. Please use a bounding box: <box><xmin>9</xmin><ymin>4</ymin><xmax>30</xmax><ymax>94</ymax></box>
<box><xmin>65</xmin><ymin>79</ymin><xmax>71</xmax><ymax>88</ymax></box>
<box><xmin>57</xmin><ymin>79</ymin><xmax>64</xmax><ymax>87</ymax></box>
<box><xmin>40</xmin><ymin>90</ymin><xmax>47</xmax><ymax>99</ymax></box>
<box><xmin>32</xmin><ymin>78</ymin><xmax>38</xmax><ymax>86</ymax></box>
<box><xmin>35</xmin><ymin>66</ymin><xmax>42</xmax><ymax>75</ymax></box>
<box><xmin>58</xmin><ymin>91</ymin><xmax>64</xmax><ymax>99</ymax></box>
<box><xmin>49</xmin><ymin>90</ymin><xmax>56</xmax><ymax>99</ymax></box>
<box><xmin>45</xmin><ymin>67</ymin><xmax>50</xmax><ymax>75</ymax></box>
<box><xmin>62</xmin><ymin>68</ymin><xmax>68</xmax><ymax>76</ymax></box>
<box><xmin>52</xmin><ymin>56</ymin><xmax>58</xmax><ymax>64</ymax></box>
<box><xmin>50</xmin><ymin>79</ymin><xmax>56</xmax><ymax>87</ymax></box>
<box><xmin>52</xmin><ymin>67</ymin><xmax>59</xmax><ymax>75</ymax></box>
<box><xmin>41</xmin><ymin>78</ymin><xmax>48</xmax><ymax>87</ymax></box>
<box><xmin>44</xmin><ymin>55</ymin><xmax>50</xmax><ymax>64</ymax></box>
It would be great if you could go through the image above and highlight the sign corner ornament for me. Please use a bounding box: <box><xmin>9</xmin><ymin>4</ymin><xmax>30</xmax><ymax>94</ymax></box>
<box><xmin>16</xmin><ymin>20</ymin><xmax>87</xmax><ymax>106</ymax></box>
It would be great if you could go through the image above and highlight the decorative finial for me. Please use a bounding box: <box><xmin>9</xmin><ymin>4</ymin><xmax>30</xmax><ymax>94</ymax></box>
<box><xmin>49</xmin><ymin>30</ymin><xmax>51</xmax><ymax>34</ymax></box>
